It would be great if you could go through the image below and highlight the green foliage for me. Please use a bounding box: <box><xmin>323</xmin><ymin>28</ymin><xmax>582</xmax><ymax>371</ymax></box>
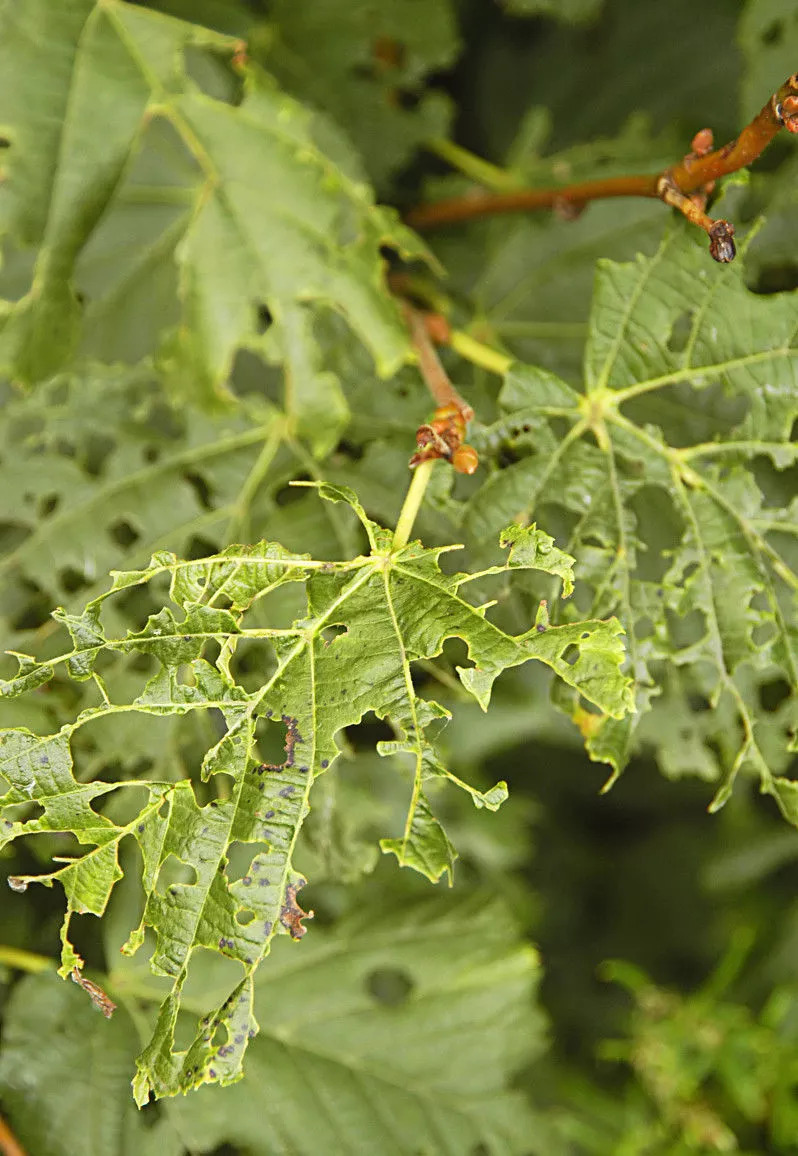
<box><xmin>0</xmin><ymin>0</ymin><xmax>422</xmax><ymax>409</ymax></box>
<box><xmin>0</xmin><ymin>894</ymin><xmax>545</xmax><ymax>1155</ymax></box>
<box><xmin>1</xmin><ymin>484</ymin><xmax>629</xmax><ymax>1098</ymax></box>
<box><xmin>0</xmin><ymin>0</ymin><xmax>797</xmax><ymax>1149</ymax></box>
<box><xmin>595</xmin><ymin>944</ymin><xmax>798</xmax><ymax>1153</ymax></box>
<box><xmin>461</xmin><ymin>202</ymin><xmax>798</xmax><ymax>798</ymax></box>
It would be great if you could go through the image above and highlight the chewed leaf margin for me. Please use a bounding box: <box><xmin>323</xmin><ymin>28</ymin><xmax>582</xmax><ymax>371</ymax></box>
<box><xmin>0</xmin><ymin>485</ymin><xmax>631</xmax><ymax>1099</ymax></box>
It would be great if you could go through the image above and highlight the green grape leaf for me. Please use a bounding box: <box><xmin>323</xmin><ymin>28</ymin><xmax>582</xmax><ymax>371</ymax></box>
<box><xmin>0</xmin><ymin>893</ymin><xmax>545</xmax><ymax>1154</ymax></box>
<box><xmin>461</xmin><ymin>205</ymin><xmax>798</xmax><ymax>812</ymax></box>
<box><xmin>0</xmin><ymin>0</ymin><xmax>423</xmax><ymax>398</ymax></box>
<box><xmin>261</xmin><ymin>0</ymin><xmax>460</xmax><ymax>188</ymax></box>
<box><xmin>1</xmin><ymin>485</ymin><xmax>630</xmax><ymax>1099</ymax></box>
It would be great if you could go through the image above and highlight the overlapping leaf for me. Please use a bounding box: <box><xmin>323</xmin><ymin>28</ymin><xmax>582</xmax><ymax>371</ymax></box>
<box><xmin>261</xmin><ymin>0</ymin><xmax>460</xmax><ymax>188</ymax></box>
<box><xmin>458</xmin><ymin>203</ymin><xmax>797</xmax><ymax>814</ymax></box>
<box><xmin>0</xmin><ymin>0</ymin><xmax>423</xmax><ymax>403</ymax></box>
<box><xmin>0</xmin><ymin>894</ymin><xmax>545</xmax><ymax>1155</ymax></box>
<box><xmin>0</xmin><ymin>484</ymin><xmax>630</xmax><ymax>1098</ymax></box>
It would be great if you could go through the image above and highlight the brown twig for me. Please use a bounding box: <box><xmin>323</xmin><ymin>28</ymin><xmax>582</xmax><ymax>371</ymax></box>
<box><xmin>0</xmin><ymin>1113</ymin><xmax>27</xmax><ymax>1156</ymax></box>
<box><xmin>402</xmin><ymin>302</ymin><xmax>478</xmax><ymax>473</ymax></box>
<box><xmin>406</xmin><ymin>74</ymin><xmax>798</xmax><ymax>262</ymax></box>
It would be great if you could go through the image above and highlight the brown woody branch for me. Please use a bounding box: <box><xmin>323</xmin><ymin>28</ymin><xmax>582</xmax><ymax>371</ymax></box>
<box><xmin>402</xmin><ymin>302</ymin><xmax>479</xmax><ymax>474</ymax></box>
<box><xmin>406</xmin><ymin>74</ymin><xmax>798</xmax><ymax>263</ymax></box>
<box><xmin>0</xmin><ymin>1113</ymin><xmax>27</xmax><ymax>1156</ymax></box>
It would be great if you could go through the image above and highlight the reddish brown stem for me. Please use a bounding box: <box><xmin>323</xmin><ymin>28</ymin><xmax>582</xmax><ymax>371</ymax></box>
<box><xmin>406</xmin><ymin>74</ymin><xmax>798</xmax><ymax>260</ymax></box>
<box><xmin>0</xmin><ymin>1114</ymin><xmax>27</xmax><ymax>1156</ymax></box>
<box><xmin>402</xmin><ymin>301</ymin><xmax>473</xmax><ymax>418</ymax></box>
<box><xmin>402</xmin><ymin>302</ymin><xmax>479</xmax><ymax>473</ymax></box>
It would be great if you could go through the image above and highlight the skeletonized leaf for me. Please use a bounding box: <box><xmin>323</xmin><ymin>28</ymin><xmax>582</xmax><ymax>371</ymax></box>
<box><xmin>1</xmin><ymin>485</ymin><xmax>630</xmax><ymax>1098</ymax></box>
<box><xmin>461</xmin><ymin>203</ymin><xmax>797</xmax><ymax>811</ymax></box>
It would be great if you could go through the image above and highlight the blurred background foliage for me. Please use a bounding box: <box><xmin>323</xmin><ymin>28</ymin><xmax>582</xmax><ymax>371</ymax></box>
<box><xmin>1</xmin><ymin>0</ymin><xmax>797</xmax><ymax>1152</ymax></box>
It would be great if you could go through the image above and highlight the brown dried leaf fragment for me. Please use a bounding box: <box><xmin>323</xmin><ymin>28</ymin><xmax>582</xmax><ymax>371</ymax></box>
<box><xmin>279</xmin><ymin>883</ymin><xmax>314</xmax><ymax>940</ymax></box>
<box><xmin>70</xmin><ymin>968</ymin><xmax>116</xmax><ymax>1019</ymax></box>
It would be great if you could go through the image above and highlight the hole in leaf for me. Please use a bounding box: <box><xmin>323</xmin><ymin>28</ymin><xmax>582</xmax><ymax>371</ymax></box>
<box><xmin>108</xmin><ymin>519</ymin><xmax>140</xmax><ymax>548</ymax></box>
<box><xmin>634</xmin><ymin>616</ymin><xmax>654</xmax><ymax>640</ymax></box>
<box><xmin>753</xmin><ymin>621</ymin><xmax>777</xmax><ymax>647</ymax></box>
<box><xmin>186</xmin><ymin>534</ymin><xmax>220</xmax><ymax>560</ymax></box>
<box><xmin>274</xmin><ymin>475</ymin><xmax>313</xmax><ymax>507</ymax></box>
<box><xmin>321</xmin><ymin>624</ymin><xmax>347</xmax><ymax>645</ymax></box>
<box><xmin>366</xmin><ymin>967</ymin><xmax>414</xmax><ymax>1006</ymax></box>
<box><xmin>760</xmin><ymin>678</ymin><xmax>790</xmax><ymax>712</ymax></box>
<box><xmin>58</xmin><ymin>566</ymin><xmax>91</xmax><ymax>595</ymax></box>
<box><xmin>11</xmin><ymin>580</ymin><xmax>52</xmax><ymax>632</ymax></box>
<box><xmin>254</xmin><ymin>715</ymin><xmax>291</xmax><ymax>767</ymax></box>
<box><xmin>235</xmin><ymin>908</ymin><xmax>255</xmax><ymax>926</ymax></box>
<box><xmin>37</xmin><ymin>494</ymin><xmax>60</xmax><ymax>519</ymax></box>
<box><xmin>333</xmin><ymin>438</ymin><xmax>365</xmax><ymax>463</ymax></box>
<box><xmin>394</xmin><ymin>87</ymin><xmax>420</xmax><ymax>112</ymax></box>
<box><xmin>561</xmin><ymin>643</ymin><xmax>579</xmax><ymax>666</ymax></box>
<box><xmin>346</xmin><ymin>711</ymin><xmax>394</xmax><ymax>752</ymax></box>
<box><xmin>138</xmin><ymin>1100</ymin><xmax>162</xmax><ymax>1130</ymax></box>
<box><xmin>666</xmin><ymin>310</ymin><xmax>693</xmax><ymax>353</ymax></box>
<box><xmin>497</xmin><ymin>441</ymin><xmax>525</xmax><ymax>468</ymax></box>
<box><xmin>628</xmin><ymin>486</ymin><xmax>682</xmax><ymax>582</ymax></box>
<box><xmin>184</xmin><ymin>471</ymin><xmax>213</xmax><ymax>511</ymax></box>
<box><xmin>155</xmin><ymin>853</ymin><xmax>198</xmax><ymax>895</ymax></box>
<box><xmin>1</xmin><ymin>800</ymin><xmax>44</xmax><ymax>825</ymax></box>
<box><xmin>225</xmin><ymin>841</ymin><xmax>270</xmax><ymax>884</ymax></box>
<box><xmin>750</xmin><ymin>263</ymin><xmax>798</xmax><ymax>295</ymax></box>
<box><xmin>183</xmin><ymin>44</ymin><xmax>244</xmax><ymax>105</ymax></box>
<box><xmin>256</xmin><ymin>304</ymin><xmax>273</xmax><ymax>335</ymax></box>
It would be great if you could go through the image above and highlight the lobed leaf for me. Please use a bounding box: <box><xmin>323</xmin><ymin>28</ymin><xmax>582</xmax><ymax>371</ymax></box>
<box><xmin>0</xmin><ymin>0</ymin><xmax>423</xmax><ymax>401</ymax></box>
<box><xmin>459</xmin><ymin>205</ymin><xmax>797</xmax><ymax>810</ymax></box>
<box><xmin>0</xmin><ymin>485</ymin><xmax>630</xmax><ymax>1098</ymax></box>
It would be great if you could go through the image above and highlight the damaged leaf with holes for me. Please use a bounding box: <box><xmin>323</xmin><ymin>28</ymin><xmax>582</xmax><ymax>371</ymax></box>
<box><xmin>462</xmin><ymin>196</ymin><xmax>797</xmax><ymax>815</ymax></box>
<box><xmin>0</xmin><ymin>0</ymin><xmax>426</xmax><ymax>432</ymax></box>
<box><xmin>0</xmin><ymin>483</ymin><xmax>631</xmax><ymax>1099</ymax></box>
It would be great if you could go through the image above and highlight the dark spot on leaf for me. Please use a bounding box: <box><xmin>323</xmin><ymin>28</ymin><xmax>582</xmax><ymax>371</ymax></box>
<box><xmin>109</xmin><ymin>519</ymin><xmax>140</xmax><ymax>548</ymax></box>
<box><xmin>279</xmin><ymin>785</ymin><xmax>295</xmax><ymax>797</ymax></box>
<box><xmin>137</xmin><ymin>824</ymin><xmax>145</xmax><ymax>833</ymax></box>
<box><xmin>242</xmin><ymin>876</ymin><xmax>252</xmax><ymax>886</ymax></box>
<box><xmin>321</xmin><ymin>759</ymin><xmax>329</xmax><ymax>769</ymax></box>
<box><xmin>263</xmin><ymin>921</ymin><xmax>273</xmax><ymax>936</ymax></box>
<box><xmin>760</xmin><ymin>678</ymin><xmax>790</xmax><ymax>712</ymax></box>
<box><xmin>366</xmin><ymin>967</ymin><xmax>414</xmax><ymax>1007</ymax></box>
<box><xmin>265</xmin><ymin>810</ymin><xmax>275</xmax><ymax>819</ymax></box>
